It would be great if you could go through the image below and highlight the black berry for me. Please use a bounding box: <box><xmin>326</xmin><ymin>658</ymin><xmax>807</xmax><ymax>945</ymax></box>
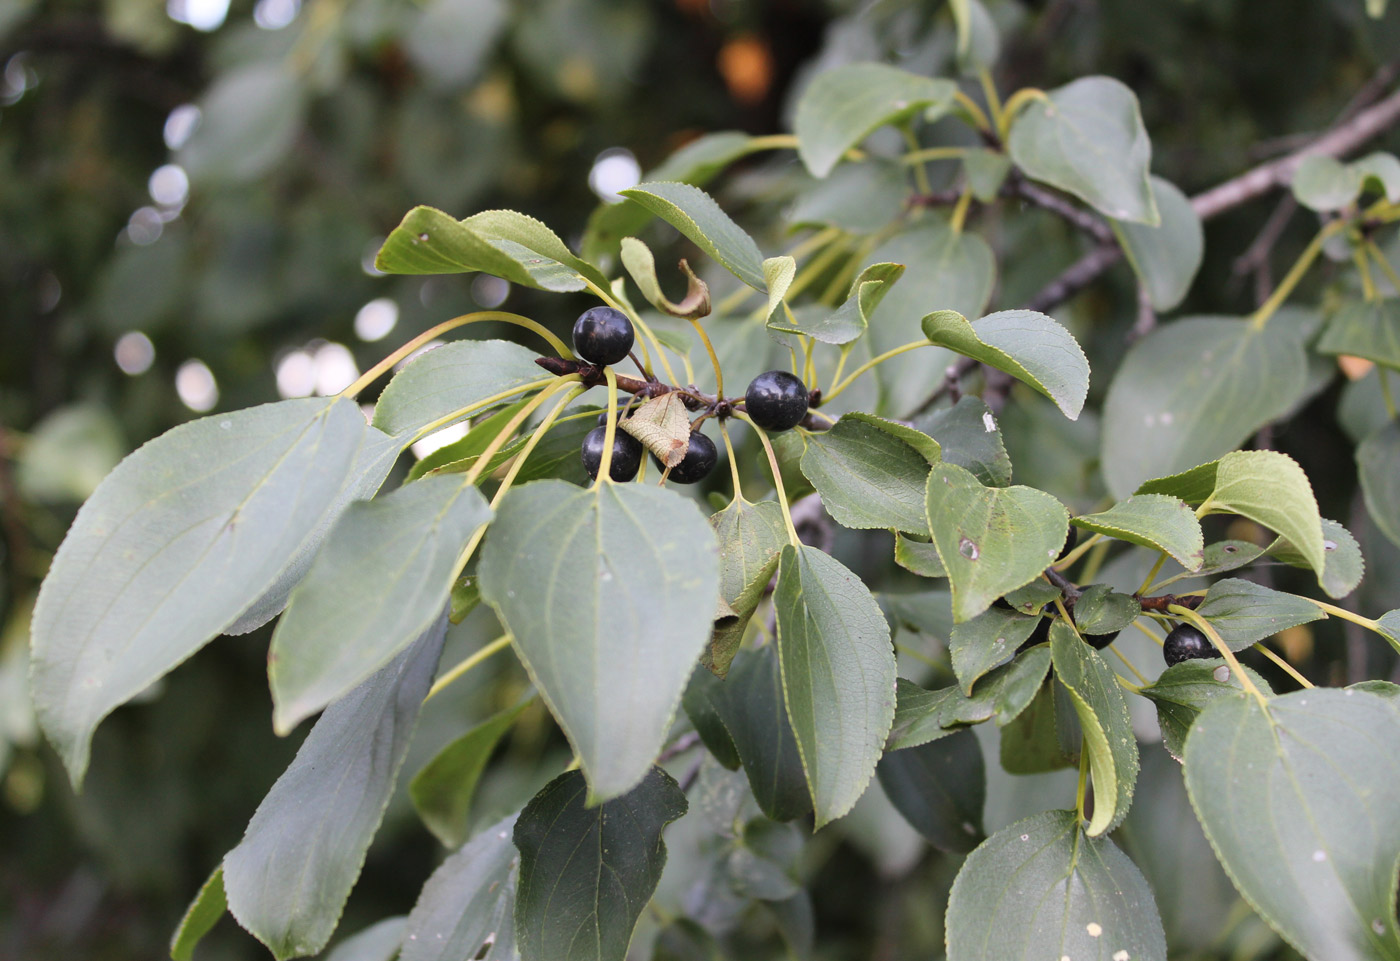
<box><xmin>581</xmin><ymin>425</ymin><xmax>643</xmax><ymax>482</ymax></box>
<box><xmin>597</xmin><ymin>408</ymin><xmax>633</xmax><ymax>427</ymax></box>
<box><xmin>1085</xmin><ymin>631</ymin><xmax>1119</xmax><ymax>650</ymax></box>
<box><xmin>572</xmin><ymin>306</ymin><xmax>634</xmax><ymax>366</ymax></box>
<box><xmin>655</xmin><ymin>431</ymin><xmax>717</xmax><ymax>484</ymax></box>
<box><xmin>1163</xmin><ymin>623</ymin><xmax>1212</xmax><ymax>666</ymax></box>
<box><xmin>745</xmin><ymin>370</ymin><xmax>809</xmax><ymax>432</ymax></box>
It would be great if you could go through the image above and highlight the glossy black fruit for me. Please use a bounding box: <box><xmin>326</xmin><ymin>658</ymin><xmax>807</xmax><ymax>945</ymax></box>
<box><xmin>597</xmin><ymin>408</ymin><xmax>633</xmax><ymax>427</ymax></box>
<box><xmin>745</xmin><ymin>370</ymin><xmax>809</xmax><ymax>432</ymax></box>
<box><xmin>572</xmin><ymin>306</ymin><xmax>634</xmax><ymax>366</ymax></box>
<box><xmin>581</xmin><ymin>425</ymin><xmax>643</xmax><ymax>482</ymax></box>
<box><xmin>1163</xmin><ymin>623</ymin><xmax>1212</xmax><ymax>666</ymax></box>
<box><xmin>655</xmin><ymin>430</ymin><xmax>717</xmax><ymax>484</ymax></box>
<box><xmin>1085</xmin><ymin>631</ymin><xmax>1119</xmax><ymax>650</ymax></box>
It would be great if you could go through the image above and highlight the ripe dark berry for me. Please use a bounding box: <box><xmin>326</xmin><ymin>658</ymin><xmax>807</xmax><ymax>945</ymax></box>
<box><xmin>655</xmin><ymin>431</ymin><xmax>717</xmax><ymax>484</ymax></box>
<box><xmin>581</xmin><ymin>425</ymin><xmax>643</xmax><ymax>482</ymax></box>
<box><xmin>745</xmin><ymin>370</ymin><xmax>810</xmax><ymax>432</ymax></box>
<box><xmin>597</xmin><ymin>408</ymin><xmax>633</xmax><ymax>427</ymax></box>
<box><xmin>1163</xmin><ymin>623</ymin><xmax>1212</xmax><ymax>666</ymax></box>
<box><xmin>1085</xmin><ymin>631</ymin><xmax>1119</xmax><ymax>650</ymax></box>
<box><xmin>572</xmin><ymin>307</ymin><xmax>634</xmax><ymax>366</ymax></box>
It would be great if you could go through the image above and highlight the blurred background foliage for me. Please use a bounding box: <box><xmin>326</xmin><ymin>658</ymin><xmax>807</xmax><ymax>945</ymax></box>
<box><xmin>2</xmin><ymin>0</ymin><xmax>1400</xmax><ymax>958</ymax></box>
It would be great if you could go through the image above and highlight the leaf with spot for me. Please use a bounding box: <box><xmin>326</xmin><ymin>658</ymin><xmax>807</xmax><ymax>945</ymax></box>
<box><xmin>1206</xmin><ymin>450</ymin><xmax>1327</xmax><ymax>573</ymax></box>
<box><xmin>1140</xmin><ymin>659</ymin><xmax>1271</xmax><ymax>760</ymax></box>
<box><xmin>224</xmin><ymin>615</ymin><xmax>447</xmax><ymax>960</ymax></box>
<box><xmin>1050</xmin><ymin>621</ymin><xmax>1138</xmax><ymax>836</ymax></box>
<box><xmin>1184</xmin><ymin>689</ymin><xmax>1400</xmax><ymax>961</ymax></box>
<box><xmin>793</xmin><ymin>63</ymin><xmax>957</xmax><ymax>178</ymax></box>
<box><xmin>1266</xmin><ymin>517</ymin><xmax>1364</xmax><ymax>600</ymax></box>
<box><xmin>944</xmin><ymin>809</ymin><xmax>1167</xmax><ymax>961</ymax></box>
<box><xmin>1071</xmin><ymin>493</ymin><xmax>1204</xmax><ymax>570</ymax></box>
<box><xmin>1072</xmin><ymin>585</ymin><xmax>1140</xmax><ymax>637</ymax></box>
<box><xmin>774</xmin><ymin>544</ymin><xmax>896</xmax><ymax>827</ymax></box>
<box><xmin>921</xmin><ymin>309</ymin><xmax>1090</xmax><ymax>419</ymax></box>
<box><xmin>914</xmin><ymin>396</ymin><xmax>1012</xmax><ymax>488</ymax></box>
<box><xmin>400</xmin><ymin>815</ymin><xmax>518</xmax><ymax>961</ymax></box>
<box><xmin>924</xmin><ymin>462</ymin><xmax>1069</xmax><ymax>623</ymax></box>
<box><xmin>800</xmin><ymin>414</ymin><xmax>939</xmax><ymax>535</ymax></box>
<box><xmin>877</xmin><ymin>728</ymin><xmax>985</xmax><ymax>853</ymax></box>
<box><xmin>1007</xmin><ymin>75</ymin><xmax>1158</xmax><ymax>224</ymax></box>
<box><xmin>31</xmin><ymin>397</ymin><xmax>371</xmax><ymax>786</ymax></box>
<box><xmin>619</xmin><ymin>182</ymin><xmax>767</xmax><ymax>290</ymax></box>
<box><xmin>478</xmin><ymin>479</ymin><xmax>719</xmax><ymax>802</ymax></box>
<box><xmin>513</xmin><ymin>768</ymin><xmax>687</xmax><ymax>961</ymax></box>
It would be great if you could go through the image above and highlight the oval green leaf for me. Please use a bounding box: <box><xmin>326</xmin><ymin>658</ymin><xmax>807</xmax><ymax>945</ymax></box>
<box><xmin>1072</xmin><ymin>493</ymin><xmax>1204</xmax><ymax>570</ymax></box>
<box><xmin>619</xmin><ymin>182</ymin><xmax>767</xmax><ymax>290</ymax></box>
<box><xmin>401</xmin><ymin>815</ymin><xmax>518</xmax><ymax>961</ymax></box>
<box><xmin>371</xmin><ymin>340</ymin><xmax>549</xmax><ymax>439</ymax></box>
<box><xmin>799</xmin><ymin>414</ymin><xmax>939</xmax><ymax>535</ymax></box>
<box><xmin>1113</xmin><ymin>175</ymin><xmax>1204</xmax><ymax>311</ymax></box>
<box><xmin>477</xmin><ymin>479</ymin><xmax>719</xmax><ymax>802</ymax></box>
<box><xmin>876</xmin><ymin>728</ymin><xmax>985</xmax><ymax>853</ymax></box>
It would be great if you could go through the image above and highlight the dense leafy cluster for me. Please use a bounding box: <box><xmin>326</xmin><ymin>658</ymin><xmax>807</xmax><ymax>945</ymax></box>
<box><xmin>17</xmin><ymin>5</ymin><xmax>1400</xmax><ymax>961</ymax></box>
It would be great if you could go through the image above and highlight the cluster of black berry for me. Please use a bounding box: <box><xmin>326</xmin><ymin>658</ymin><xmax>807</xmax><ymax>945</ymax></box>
<box><xmin>570</xmin><ymin>307</ymin><xmax>811</xmax><ymax>484</ymax></box>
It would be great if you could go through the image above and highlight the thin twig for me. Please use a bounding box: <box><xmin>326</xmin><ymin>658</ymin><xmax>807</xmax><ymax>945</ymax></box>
<box><xmin>1011</xmin><ymin>177</ymin><xmax>1116</xmax><ymax>245</ymax></box>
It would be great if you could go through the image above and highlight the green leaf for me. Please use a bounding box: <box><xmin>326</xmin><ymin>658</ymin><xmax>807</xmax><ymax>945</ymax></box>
<box><xmin>407</xmin><ymin>399</ymin><xmax>531</xmax><ymax>481</ymax></box>
<box><xmin>324</xmin><ymin>918</ymin><xmax>408</xmax><ymax>961</ymax></box>
<box><xmin>1197</xmin><ymin>539</ymin><xmax>1267</xmax><ymax>576</ymax></box>
<box><xmin>1001</xmin><ymin>580</ymin><xmax>1061</xmax><ymax>615</ymax></box>
<box><xmin>619</xmin><ymin>237</ymin><xmax>711</xmax><ymax>319</ymax></box>
<box><xmin>793</xmin><ymin>64</ymin><xmax>957</xmax><ymax>178</ymax></box>
<box><xmin>1196</xmin><ymin>578</ymin><xmax>1325</xmax><ymax>650</ymax></box>
<box><xmin>998</xmin><ymin>676</ymin><xmax>1080</xmax><ymax>774</ymax></box>
<box><xmin>1291</xmin><ymin>155</ymin><xmax>1364</xmax><ymax>212</ymax></box>
<box><xmin>375</xmin><ymin>207</ymin><xmax>608</xmax><ymax>291</ymax></box>
<box><xmin>914</xmin><ymin>396</ymin><xmax>1013</xmax><ymax>487</ymax></box>
<box><xmin>478</xmin><ymin>479</ymin><xmax>719</xmax><ymax>801</ymax></box>
<box><xmin>962</xmin><ymin>148</ymin><xmax>1013</xmax><ymax>202</ymax></box>
<box><xmin>409</xmin><ymin>698</ymin><xmax>532</xmax><ymax>848</ymax></box>
<box><xmin>170</xmin><ymin>866</ymin><xmax>226</xmax><ymax>961</ymax></box>
<box><xmin>371</xmin><ymin>340</ymin><xmax>548</xmax><ymax>439</ymax></box>
<box><xmin>1317</xmin><ymin>299</ymin><xmax>1400</xmax><ymax>370</ymax></box>
<box><xmin>881</xmin><ymin>589</ymin><xmax>955</xmax><ymax>642</ymax></box>
<box><xmin>887</xmin><ymin>647</ymin><xmax>1051</xmax><ymax>750</ymax></box>
<box><xmin>727</xmin><ymin>818</ymin><xmax>804</xmax><ymax>900</ymax></box>
<box><xmin>1267</xmin><ymin>516</ymin><xmax>1365</xmax><ymax>600</ymax></box>
<box><xmin>1050</xmin><ymin>621</ymin><xmax>1138</xmax><ymax>836</ymax></box>
<box><xmin>864</xmin><ymin>219</ymin><xmax>996</xmax><ymax>416</ymax></box>
<box><xmin>762</xmin><ymin>255</ymin><xmax>796</xmax><ymax>323</ymax></box>
<box><xmin>787</xmin><ymin>161</ymin><xmax>910</xmax><ymax>234</ymax></box>
<box><xmin>800</xmin><ymin>414</ymin><xmax>939</xmax><ymax>535</ymax></box>
<box><xmin>401</xmin><ymin>815</ymin><xmax>518</xmax><ymax>961</ymax></box>
<box><xmin>1072</xmin><ymin>584</ymin><xmax>1141</xmax><ymax>636</ymax></box>
<box><xmin>924</xmin><ymin>462</ymin><xmax>1069</xmax><ymax>622</ymax></box>
<box><xmin>269</xmin><ymin>477</ymin><xmax>493</xmax><ymax>733</ymax></box>
<box><xmin>945</xmin><ymin>809</ymin><xmax>1167</xmax><ymax>961</ymax></box>
<box><xmin>1101</xmin><ymin>317</ymin><xmax>1309</xmax><ymax>497</ymax></box>
<box><xmin>31</xmin><ymin>397</ymin><xmax>370</xmax><ymax>786</ymax></box>
<box><xmin>224</xmin><ymin>615</ymin><xmax>447</xmax><ymax>960</ymax></box>
<box><xmin>877</xmin><ymin>729</ymin><xmax>985</xmax><ymax>853</ymax></box>
<box><xmin>767</xmin><ymin>262</ymin><xmax>904</xmax><ymax>345</ymax></box>
<box><xmin>894</xmin><ymin>534</ymin><xmax>945</xmax><ymax>577</ymax></box>
<box><xmin>920</xmin><ymin>309</ymin><xmax>1090</xmax><ymax>419</ymax></box>
<box><xmin>1140</xmin><ymin>659</ymin><xmax>1271</xmax><ymax>760</ymax></box>
<box><xmin>652</xmin><ymin>919</ymin><xmax>723</xmax><ymax>961</ymax></box>
<box><xmin>1359</xmin><ymin>420</ymin><xmax>1400</xmax><ymax>549</ymax></box>
<box><xmin>513</xmin><ymin>768</ymin><xmax>687</xmax><ymax>961</ymax></box>
<box><xmin>178</xmin><ymin>62</ymin><xmax>305</xmax><ymax>184</ymax></box>
<box><xmin>682</xmin><ymin>667</ymin><xmax>741</xmax><ymax>770</ymax></box>
<box><xmin>1207</xmin><ymin>449</ymin><xmax>1326</xmax><ymax>573</ymax></box>
<box><xmin>708</xmin><ymin>497</ymin><xmax>788</xmax><ymax>676</ymax></box>
<box><xmin>1184</xmin><ymin>690</ymin><xmax>1400</xmax><ymax>961</ymax></box>
<box><xmin>1071</xmin><ymin>493</ymin><xmax>1204</xmax><ymax>570</ymax></box>
<box><xmin>713</xmin><ymin>644</ymin><xmax>812</xmax><ymax>821</ymax></box>
<box><xmin>1112</xmin><ymin>176</ymin><xmax>1204</xmax><ymax>311</ymax></box>
<box><xmin>1354</xmin><ymin>151</ymin><xmax>1400</xmax><ymax>202</ymax></box>
<box><xmin>619</xmin><ymin>182</ymin><xmax>767</xmax><ymax>290</ymax></box>
<box><xmin>774</xmin><ymin>544</ymin><xmax>897</xmax><ymax>827</ymax></box>
<box><xmin>947</xmin><ymin>605</ymin><xmax>1039</xmax><ymax>694</ymax></box>
<box><xmin>1008</xmin><ymin>75</ymin><xmax>1159</xmax><ymax>224</ymax></box>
